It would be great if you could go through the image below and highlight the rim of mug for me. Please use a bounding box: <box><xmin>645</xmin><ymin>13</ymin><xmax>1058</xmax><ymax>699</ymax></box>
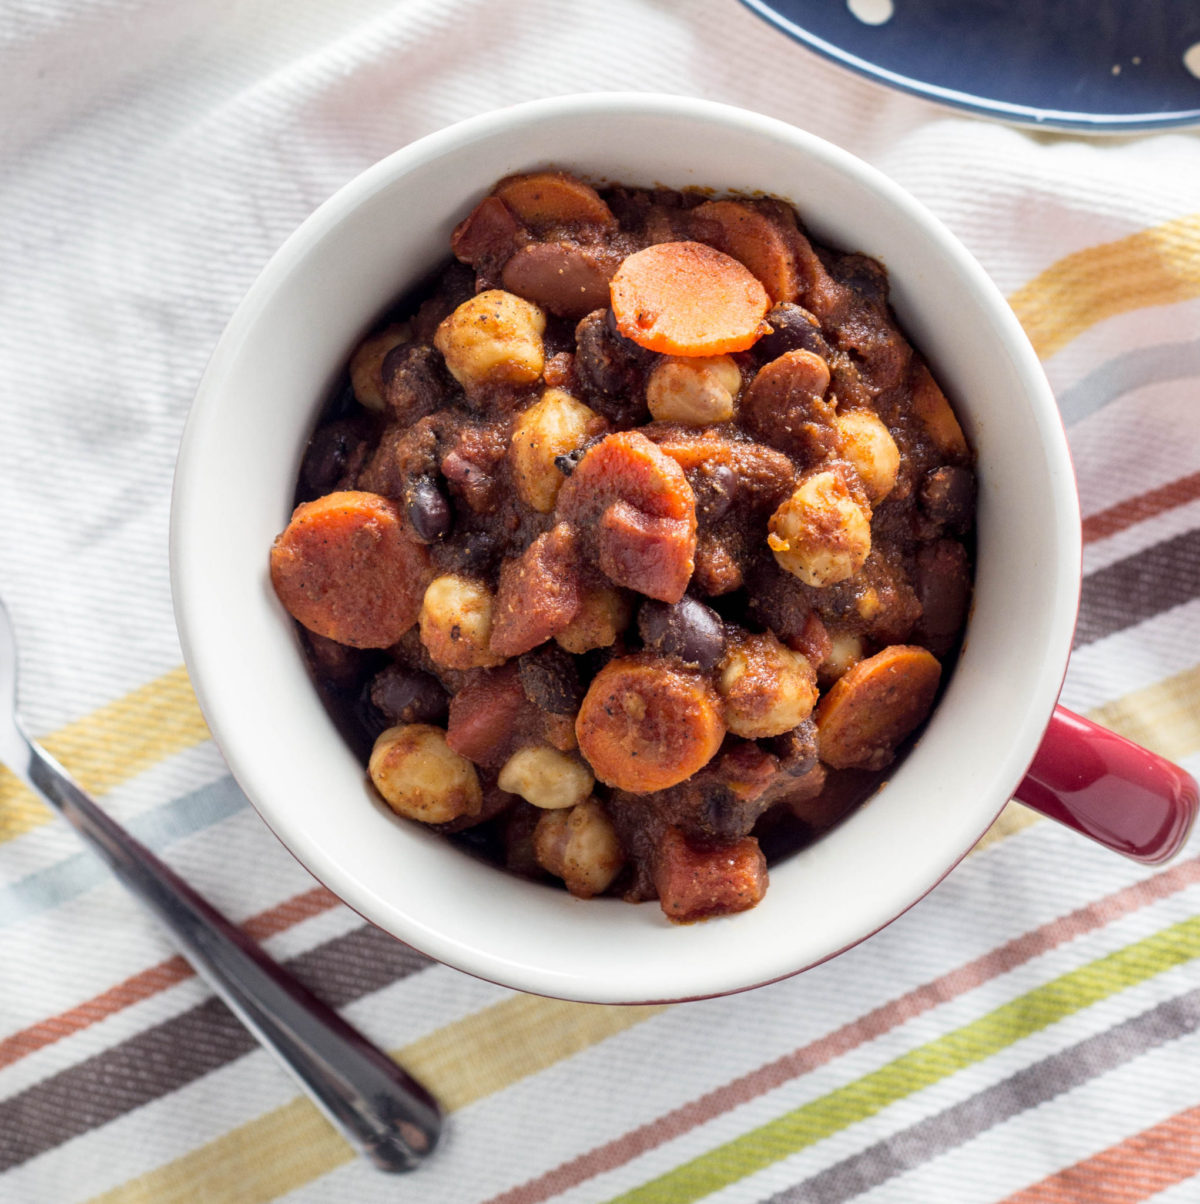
<box><xmin>171</xmin><ymin>93</ymin><xmax>1081</xmax><ymax>1003</ymax></box>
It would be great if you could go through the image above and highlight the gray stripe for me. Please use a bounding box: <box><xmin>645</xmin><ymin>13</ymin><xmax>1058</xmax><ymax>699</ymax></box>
<box><xmin>0</xmin><ymin>774</ymin><xmax>248</xmax><ymax>930</ymax></box>
<box><xmin>0</xmin><ymin>924</ymin><xmax>431</xmax><ymax>1172</ymax></box>
<box><xmin>767</xmin><ymin>985</ymin><xmax>1200</xmax><ymax>1204</ymax></box>
<box><xmin>1057</xmin><ymin>338</ymin><xmax>1200</xmax><ymax>427</ymax></box>
<box><xmin>1075</xmin><ymin>526</ymin><xmax>1200</xmax><ymax>648</ymax></box>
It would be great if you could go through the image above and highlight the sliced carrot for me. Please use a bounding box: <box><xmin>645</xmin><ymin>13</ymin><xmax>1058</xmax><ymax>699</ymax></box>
<box><xmin>609</xmin><ymin>241</ymin><xmax>771</xmax><ymax>356</ymax></box>
<box><xmin>575</xmin><ymin>655</ymin><xmax>725</xmax><ymax>792</ymax></box>
<box><xmin>910</xmin><ymin>361</ymin><xmax>969</xmax><ymax>462</ymax></box>
<box><xmin>269</xmin><ymin>491</ymin><xmax>431</xmax><ymax>649</ymax></box>
<box><xmin>494</xmin><ymin>171</ymin><xmax>616</xmax><ymax>231</ymax></box>
<box><xmin>815</xmin><ymin>645</ymin><xmax>942</xmax><ymax>771</ymax></box>
<box><xmin>691</xmin><ymin>199</ymin><xmax>802</xmax><ymax>303</ymax></box>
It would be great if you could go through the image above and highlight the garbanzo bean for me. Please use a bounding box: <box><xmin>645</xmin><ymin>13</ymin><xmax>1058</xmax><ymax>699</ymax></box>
<box><xmin>646</xmin><ymin>355</ymin><xmax>741</xmax><ymax>425</ymax></box>
<box><xmin>433</xmin><ymin>289</ymin><xmax>546</xmax><ymax>395</ymax></box>
<box><xmin>419</xmin><ymin>574</ymin><xmax>505</xmax><ymax>670</ymax></box>
<box><xmin>533</xmin><ymin>799</ymin><xmax>625</xmax><ymax>898</ymax></box>
<box><xmin>497</xmin><ymin>744</ymin><xmax>595</xmax><ymax>810</ymax></box>
<box><xmin>718</xmin><ymin>630</ymin><xmax>818</xmax><ymax>739</ymax></box>
<box><xmin>834</xmin><ymin>408</ymin><xmax>900</xmax><ymax>503</ymax></box>
<box><xmin>768</xmin><ymin>468</ymin><xmax>872</xmax><ymax>586</ymax></box>
<box><xmin>510</xmin><ymin>388</ymin><xmax>604</xmax><ymax>513</ymax></box>
<box><xmin>368</xmin><ymin>724</ymin><xmax>482</xmax><ymax>824</ymax></box>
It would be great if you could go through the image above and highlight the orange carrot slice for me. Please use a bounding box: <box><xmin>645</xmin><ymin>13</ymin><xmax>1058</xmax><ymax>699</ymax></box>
<box><xmin>691</xmin><ymin>200</ymin><xmax>802</xmax><ymax>304</ymax></box>
<box><xmin>815</xmin><ymin>645</ymin><xmax>942</xmax><ymax>771</ymax></box>
<box><xmin>269</xmin><ymin>491</ymin><xmax>431</xmax><ymax>648</ymax></box>
<box><xmin>494</xmin><ymin>172</ymin><xmax>616</xmax><ymax>231</ymax></box>
<box><xmin>609</xmin><ymin>241</ymin><xmax>771</xmax><ymax>356</ymax></box>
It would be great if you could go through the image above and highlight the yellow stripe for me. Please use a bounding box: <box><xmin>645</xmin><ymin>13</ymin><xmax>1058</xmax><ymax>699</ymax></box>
<box><xmin>86</xmin><ymin>996</ymin><xmax>666</xmax><ymax>1204</ymax></box>
<box><xmin>0</xmin><ymin>665</ymin><xmax>212</xmax><ymax>845</ymax></box>
<box><xmin>1007</xmin><ymin>213</ymin><xmax>1200</xmax><ymax>360</ymax></box>
<box><xmin>1087</xmin><ymin>661</ymin><xmax>1200</xmax><ymax>766</ymax></box>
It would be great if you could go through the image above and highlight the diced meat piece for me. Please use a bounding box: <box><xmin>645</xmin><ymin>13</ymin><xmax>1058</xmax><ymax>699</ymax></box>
<box><xmin>911</xmin><ymin>539</ymin><xmax>972</xmax><ymax>659</ymax></box>
<box><xmin>489</xmin><ymin>524</ymin><xmax>584</xmax><ymax>657</ymax></box>
<box><xmin>816</xmin><ymin>645</ymin><xmax>942</xmax><ymax>770</ymax></box>
<box><xmin>270</xmin><ymin>491</ymin><xmax>432</xmax><ymax>649</ymax></box>
<box><xmin>741</xmin><ymin>349</ymin><xmax>839</xmax><ymax>465</ymax></box>
<box><xmin>501</xmin><ymin>241</ymin><xmax>618</xmax><ymax>318</ymax></box>
<box><xmin>652</xmin><ymin>828</ymin><xmax>768</xmax><ymax>923</ymax></box>
<box><xmin>451</xmin><ymin>194</ymin><xmax>525</xmax><ymax>280</ymax></box>
<box><xmin>440</xmin><ymin>424</ymin><xmax>508</xmax><ymax>514</ymax></box>
<box><xmin>556</xmin><ymin>431</ymin><xmax>697</xmax><ymax>603</ymax></box>
<box><xmin>446</xmin><ymin>664</ymin><xmax>528</xmax><ymax>767</ymax></box>
<box><xmin>648</xmin><ymin>428</ymin><xmax>796</xmax><ymax>517</ymax></box>
<box><xmin>575</xmin><ymin>654</ymin><xmax>725</xmax><ymax>792</ymax></box>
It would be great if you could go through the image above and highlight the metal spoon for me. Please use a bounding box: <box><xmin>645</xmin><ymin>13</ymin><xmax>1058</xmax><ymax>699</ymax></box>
<box><xmin>0</xmin><ymin>597</ymin><xmax>441</xmax><ymax>1171</ymax></box>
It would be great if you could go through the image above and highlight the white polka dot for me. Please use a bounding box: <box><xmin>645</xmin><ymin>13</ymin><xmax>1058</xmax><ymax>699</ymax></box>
<box><xmin>1185</xmin><ymin>42</ymin><xmax>1200</xmax><ymax>79</ymax></box>
<box><xmin>847</xmin><ymin>0</ymin><xmax>894</xmax><ymax>26</ymax></box>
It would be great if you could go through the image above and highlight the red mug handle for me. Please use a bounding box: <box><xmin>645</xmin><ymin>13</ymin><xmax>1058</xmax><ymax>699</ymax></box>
<box><xmin>1014</xmin><ymin>705</ymin><xmax>1199</xmax><ymax>863</ymax></box>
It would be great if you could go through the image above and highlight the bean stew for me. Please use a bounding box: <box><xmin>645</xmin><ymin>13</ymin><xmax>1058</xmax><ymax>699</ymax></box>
<box><xmin>269</xmin><ymin>172</ymin><xmax>975</xmax><ymax>923</ymax></box>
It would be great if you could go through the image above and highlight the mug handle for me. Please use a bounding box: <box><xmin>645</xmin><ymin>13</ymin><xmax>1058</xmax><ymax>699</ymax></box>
<box><xmin>1013</xmin><ymin>705</ymin><xmax>1199</xmax><ymax>863</ymax></box>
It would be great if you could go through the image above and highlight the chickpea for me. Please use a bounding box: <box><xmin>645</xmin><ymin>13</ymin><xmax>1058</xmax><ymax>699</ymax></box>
<box><xmin>835</xmin><ymin>409</ymin><xmax>900</xmax><ymax>503</ymax></box>
<box><xmin>533</xmin><ymin>799</ymin><xmax>625</xmax><ymax>898</ymax></box>
<box><xmin>497</xmin><ymin>744</ymin><xmax>595</xmax><ymax>810</ymax></box>
<box><xmin>419</xmin><ymin>574</ymin><xmax>505</xmax><ymax>670</ymax></box>
<box><xmin>349</xmin><ymin>322</ymin><xmax>410</xmax><ymax>412</ymax></box>
<box><xmin>646</xmin><ymin>355</ymin><xmax>741</xmax><ymax>425</ymax></box>
<box><xmin>510</xmin><ymin>388</ymin><xmax>603</xmax><ymax>512</ymax></box>
<box><xmin>433</xmin><ymin>289</ymin><xmax>546</xmax><ymax>395</ymax></box>
<box><xmin>554</xmin><ymin>585</ymin><xmax>632</xmax><ymax>654</ymax></box>
<box><xmin>718</xmin><ymin>630</ymin><xmax>818</xmax><ymax>739</ymax></box>
<box><xmin>820</xmin><ymin>627</ymin><xmax>866</xmax><ymax>685</ymax></box>
<box><xmin>368</xmin><ymin>724</ymin><xmax>482</xmax><ymax>824</ymax></box>
<box><xmin>768</xmin><ymin>468</ymin><xmax>872</xmax><ymax>586</ymax></box>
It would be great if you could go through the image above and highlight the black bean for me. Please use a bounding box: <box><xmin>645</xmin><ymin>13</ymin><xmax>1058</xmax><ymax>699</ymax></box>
<box><xmin>300</xmin><ymin>417</ymin><xmax>371</xmax><ymax>498</ymax></box>
<box><xmin>919</xmin><ymin>466</ymin><xmax>976</xmax><ymax>534</ymax></box>
<box><xmin>407</xmin><ymin>476</ymin><xmax>452</xmax><ymax>543</ymax></box>
<box><xmin>638</xmin><ymin>597</ymin><xmax>726</xmax><ymax>670</ymax></box>
<box><xmin>518</xmin><ymin>644</ymin><xmax>584</xmax><ymax>715</ymax></box>
<box><xmin>369</xmin><ymin>663</ymin><xmax>449</xmax><ymax>726</ymax></box>
<box><xmin>696</xmin><ymin>462</ymin><xmax>738</xmax><ymax>523</ymax></box>
<box><xmin>756</xmin><ymin>303</ymin><xmax>831</xmax><ymax>364</ymax></box>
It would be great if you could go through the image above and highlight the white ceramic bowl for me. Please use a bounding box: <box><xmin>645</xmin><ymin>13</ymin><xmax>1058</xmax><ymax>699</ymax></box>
<box><xmin>171</xmin><ymin>94</ymin><xmax>1080</xmax><ymax>1004</ymax></box>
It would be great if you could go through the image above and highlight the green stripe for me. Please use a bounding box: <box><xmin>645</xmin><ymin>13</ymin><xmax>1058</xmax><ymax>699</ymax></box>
<box><xmin>607</xmin><ymin>914</ymin><xmax>1200</xmax><ymax>1204</ymax></box>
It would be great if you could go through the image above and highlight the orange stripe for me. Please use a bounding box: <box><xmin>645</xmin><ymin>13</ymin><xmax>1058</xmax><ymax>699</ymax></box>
<box><xmin>0</xmin><ymin>887</ymin><xmax>337</xmax><ymax>1070</ymax></box>
<box><xmin>1002</xmin><ymin>1103</ymin><xmax>1200</xmax><ymax>1204</ymax></box>
<box><xmin>483</xmin><ymin>854</ymin><xmax>1200</xmax><ymax>1204</ymax></box>
<box><xmin>1083</xmin><ymin>469</ymin><xmax>1200</xmax><ymax>545</ymax></box>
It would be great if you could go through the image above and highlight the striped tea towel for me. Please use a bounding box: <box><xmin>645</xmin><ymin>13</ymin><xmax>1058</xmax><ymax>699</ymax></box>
<box><xmin>1</xmin><ymin>1</ymin><xmax>1199</xmax><ymax>1201</ymax></box>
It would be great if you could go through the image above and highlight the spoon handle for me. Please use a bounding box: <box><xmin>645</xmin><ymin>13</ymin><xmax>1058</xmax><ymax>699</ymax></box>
<box><xmin>11</xmin><ymin>722</ymin><xmax>441</xmax><ymax>1171</ymax></box>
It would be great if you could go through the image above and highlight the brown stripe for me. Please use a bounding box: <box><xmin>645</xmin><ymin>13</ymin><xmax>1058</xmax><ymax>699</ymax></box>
<box><xmin>0</xmin><ymin>887</ymin><xmax>338</xmax><ymax>1071</ymax></box>
<box><xmin>0</xmin><ymin>923</ymin><xmax>429</xmax><ymax>1172</ymax></box>
<box><xmin>1083</xmin><ymin>470</ymin><xmax>1200</xmax><ymax>545</ymax></box>
<box><xmin>1075</xmin><ymin>526</ymin><xmax>1200</xmax><ymax>648</ymax></box>
<box><xmin>1001</xmin><ymin>1102</ymin><xmax>1200</xmax><ymax>1203</ymax></box>
<box><xmin>482</xmin><ymin>855</ymin><xmax>1200</xmax><ymax>1204</ymax></box>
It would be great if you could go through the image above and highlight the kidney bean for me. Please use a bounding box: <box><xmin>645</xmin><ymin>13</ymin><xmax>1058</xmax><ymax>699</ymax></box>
<box><xmin>755</xmin><ymin>302</ymin><xmax>831</xmax><ymax>363</ymax></box>
<box><xmin>919</xmin><ymin>466</ymin><xmax>976</xmax><ymax>534</ymax></box>
<box><xmin>407</xmin><ymin>476</ymin><xmax>452</xmax><ymax>543</ymax></box>
<box><xmin>638</xmin><ymin>596</ymin><xmax>726</xmax><ymax>670</ymax></box>
<box><xmin>518</xmin><ymin>644</ymin><xmax>585</xmax><ymax>715</ymax></box>
<box><xmin>369</xmin><ymin>662</ymin><xmax>450</xmax><ymax>726</ymax></box>
<box><xmin>694</xmin><ymin>462</ymin><xmax>738</xmax><ymax>523</ymax></box>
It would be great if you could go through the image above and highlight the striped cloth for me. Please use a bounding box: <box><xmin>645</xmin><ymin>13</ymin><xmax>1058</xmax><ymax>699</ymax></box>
<box><xmin>2</xmin><ymin>1</ymin><xmax>1199</xmax><ymax>1200</ymax></box>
